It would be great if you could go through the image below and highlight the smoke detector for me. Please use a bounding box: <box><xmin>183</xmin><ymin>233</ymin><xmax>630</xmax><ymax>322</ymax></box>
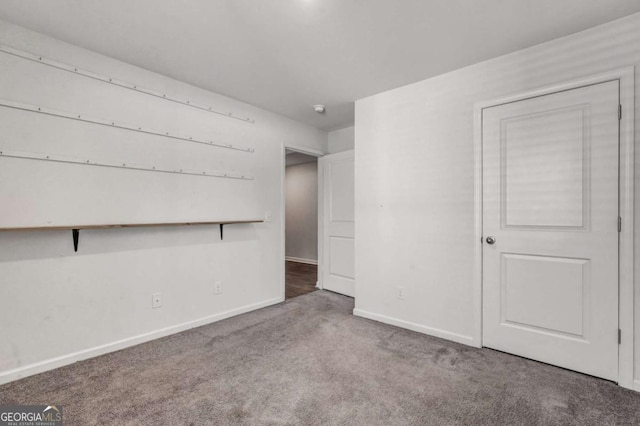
<box><xmin>313</xmin><ymin>104</ymin><xmax>325</xmax><ymax>113</ymax></box>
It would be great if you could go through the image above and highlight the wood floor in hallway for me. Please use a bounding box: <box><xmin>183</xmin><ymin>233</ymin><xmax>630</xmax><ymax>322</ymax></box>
<box><xmin>285</xmin><ymin>260</ymin><xmax>317</xmax><ymax>299</ymax></box>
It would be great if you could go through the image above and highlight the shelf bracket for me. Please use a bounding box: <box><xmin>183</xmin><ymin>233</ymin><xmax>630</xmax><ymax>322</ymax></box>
<box><xmin>220</xmin><ymin>224</ymin><xmax>224</xmax><ymax>240</ymax></box>
<box><xmin>72</xmin><ymin>228</ymin><xmax>79</xmax><ymax>252</ymax></box>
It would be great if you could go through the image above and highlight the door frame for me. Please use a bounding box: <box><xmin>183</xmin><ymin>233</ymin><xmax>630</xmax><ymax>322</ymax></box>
<box><xmin>472</xmin><ymin>67</ymin><xmax>635</xmax><ymax>389</ymax></box>
<box><xmin>280</xmin><ymin>143</ymin><xmax>326</xmax><ymax>301</ymax></box>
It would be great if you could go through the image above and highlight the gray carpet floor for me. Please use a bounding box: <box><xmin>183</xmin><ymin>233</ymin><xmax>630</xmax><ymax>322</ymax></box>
<box><xmin>1</xmin><ymin>290</ymin><xmax>639</xmax><ymax>425</ymax></box>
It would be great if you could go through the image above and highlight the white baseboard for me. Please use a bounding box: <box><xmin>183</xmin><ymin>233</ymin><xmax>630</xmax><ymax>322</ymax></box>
<box><xmin>0</xmin><ymin>297</ymin><xmax>283</xmax><ymax>385</ymax></box>
<box><xmin>634</xmin><ymin>379</ymin><xmax>640</xmax><ymax>392</ymax></box>
<box><xmin>353</xmin><ymin>308</ymin><xmax>475</xmax><ymax>346</ymax></box>
<box><xmin>285</xmin><ymin>256</ymin><xmax>318</xmax><ymax>265</ymax></box>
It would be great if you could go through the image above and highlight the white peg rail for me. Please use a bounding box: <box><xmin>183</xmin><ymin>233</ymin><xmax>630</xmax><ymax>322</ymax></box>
<box><xmin>0</xmin><ymin>98</ymin><xmax>254</xmax><ymax>153</ymax></box>
<box><xmin>0</xmin><ymin>149</ymin><xmax>254</xmax><ymax>180</ymax></box>
<box><xmin>0</xmin><ymin>44</ymin><xmax>256</xmax><ymax>124</ymax></box>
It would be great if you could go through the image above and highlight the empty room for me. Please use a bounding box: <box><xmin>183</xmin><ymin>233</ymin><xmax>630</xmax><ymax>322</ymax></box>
<box><xmin>1</xmin><ymin>1</ymin><xmax>640</xmax><ymax>425</ymax></box>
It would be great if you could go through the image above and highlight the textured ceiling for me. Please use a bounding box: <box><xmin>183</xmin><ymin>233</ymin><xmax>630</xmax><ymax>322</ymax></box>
<box><xmin>0</xmin><ymin>0</ymin><xmax>638</xmax><ymax>130</ymax></box>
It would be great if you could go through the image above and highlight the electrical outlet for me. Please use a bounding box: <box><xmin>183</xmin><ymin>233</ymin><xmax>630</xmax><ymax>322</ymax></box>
<box><xmin>264</xmin><ymin>210</ymin><xmax>272</xmax><ymax>222</ymax></box>
<box><xmin>152</xmin><ymin>292</ymin><xmax>162</xmax><ymax>309</ymax></box>
<box><xmin>397</xmin><ymin>287</ymin><xmax>405</xmax><ymax>300</ymax></box>
<box><xmin>214</xmin><ymin>281</ymin><xmax>222</xmax><ymax>295</ymax></box>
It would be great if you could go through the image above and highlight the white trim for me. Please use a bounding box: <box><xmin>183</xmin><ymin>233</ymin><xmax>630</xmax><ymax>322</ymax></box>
<box><xmin>634</xmin><ymin>379</ymin><xmax>640</xmax><ymax>392</ymax></box>
<box><xmin>285</xmin><ymin>256</ymin><xmax>318</xmax><ymax>265</ymax></box>
<box><xmin>617</xmin><ymin>68</ymin><xmax>635</xmax><ymax>390</ymax></box>
<box><xmin>354</xmin><ymin>309</ymin><xmax>474</xmax><ymax>345</ymax></box>
<box><xmin>317</xmin><ymin>155</ymin><xmax>325</xmax><ymax>290</ymax></box>
<box><xmin>472</xmin><ymin>93</ymin><xmax>484</xmax><ymax>349</ymax></box>
<box><xmin>281</xmin><ymin>143</ymin><xmax>326</xmax><ymax>299</ymax></box>
<box><xmin>0</xmin><ymin>297</ymin><xmax>283</xmax><ymax>385</ymax></box>
<box><xmin>473</xmin><ymin>67</ymin><xmax>635</xmax><ymax>390</ymax></box>
<box><xmin>285</xmin><ymin>145</ymin><xmax>325</xmax><ymax>157</ymax></box>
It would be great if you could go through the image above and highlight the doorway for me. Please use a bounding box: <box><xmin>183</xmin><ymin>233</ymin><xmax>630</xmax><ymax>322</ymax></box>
<box><xmin>473</xmin><ymin>68</ymin><xmax>634</xmax><ymax>388</ymax></box>
<box><xmin>284</xmin><ymin>148</ymin><xmax>320</xmax><ymax>299</ymax></box>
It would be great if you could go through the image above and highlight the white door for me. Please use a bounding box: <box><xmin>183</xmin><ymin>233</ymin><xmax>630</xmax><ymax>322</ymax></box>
<box><xmin>482</xmin><ymin>80</ymin><xmax>620</xmax><ymax>381</ymax></box>
<box><xmin>320</xmin><ymin>150</ymin><xmax>355</xmax><ymax>297</ymax></box>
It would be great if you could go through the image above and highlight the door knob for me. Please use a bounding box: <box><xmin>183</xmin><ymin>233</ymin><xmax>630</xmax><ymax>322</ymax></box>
<box><xmin>486</xmin><ymin>236</ymin><xmax>496</xmax><ymax>245</ymax></box>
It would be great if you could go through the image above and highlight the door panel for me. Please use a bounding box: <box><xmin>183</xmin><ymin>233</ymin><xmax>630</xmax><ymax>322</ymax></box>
<box><xmin>502</xmin><ymin>106</ymin><xmax>587</xmax><ymax>228</ymax></box>
<box><xmin>502</xmin><ymin>254</ymin><xmax>588</xmax><ymax>337</ymax></box>
<box><xmin>329</xmin><ymin>160</ymin><xmax>355</xmax><ymax>222</ymax></box>
<box><xmin>330</xmin><ymin>237</ymin><xmax>355</xmax><ymax>278</ymax></box>
<box><xmin>482</xmin><ymin>80</ymin><xmax>619</xmax><ymax>381</ymax></box>
<box><xmin>321</xmin><ymin>150</ymin><xmax>355</xmax><ymax>297</ymax></box>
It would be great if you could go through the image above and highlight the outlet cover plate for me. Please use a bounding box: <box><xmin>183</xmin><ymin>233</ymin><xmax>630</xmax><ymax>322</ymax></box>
<box><xmin>152</xmin><ymin>292</ymin><xmax>162</xmax><ymax>309</ymax></box>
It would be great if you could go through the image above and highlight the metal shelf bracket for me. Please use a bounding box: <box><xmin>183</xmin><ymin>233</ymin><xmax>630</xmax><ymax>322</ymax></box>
<box><xmin>72</xmin><ymin>229</ymin><xmax>79</xmax><ymax>252</ymax></box>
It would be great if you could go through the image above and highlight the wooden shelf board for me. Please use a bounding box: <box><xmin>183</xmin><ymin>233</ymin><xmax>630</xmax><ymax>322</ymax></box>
<box><xmin>0</xmin><ymin>219</ymin><xmax>264</xmax><ymax>232</ymax></box>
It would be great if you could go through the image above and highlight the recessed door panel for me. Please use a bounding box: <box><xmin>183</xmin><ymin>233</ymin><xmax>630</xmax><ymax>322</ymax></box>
<box><xmin>503</xmin><ymin>106</ymin><xmax>587</xmax><ymax>229</ymax></box>
<box><xmin>330</xmin><ymin>237</ymin><xmax>355</xmax><ymax>279</ymax></box>
<box><xmin>502</xmin><ymin>254</ymin><xmax>588</xmax><ymax>338</ymax></box>
<box><xmin>330</xmin><ymin>161</ymin><xmax>355</xmax><ymax>223</ymax></box>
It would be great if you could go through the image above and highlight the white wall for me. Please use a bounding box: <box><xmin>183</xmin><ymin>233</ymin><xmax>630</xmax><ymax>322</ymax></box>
<box><xmin>355</xmin><ymin>13</ymin><xmax>640</xmax><ymax>388</ymax></box>
<box><xmin>285</xmin><ymin>161</ymin><xmax>318</xmax><ymax>263</ymax></box>
<box><xmin>0</xmin><ymin>19</ymin><xmax>327</xmax><ymax>384</ymax></box>
<box><xmin>328</xmin><ymin>126</ymin><xmax>355</xmax><ymax>153</ymax></box>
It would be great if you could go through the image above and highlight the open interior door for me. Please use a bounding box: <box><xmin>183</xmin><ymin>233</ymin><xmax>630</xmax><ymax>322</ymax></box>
<box><xmin>320</xmin><ymin>150</ymin><xmax>355</xmax><ymax>297</ymax></box>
